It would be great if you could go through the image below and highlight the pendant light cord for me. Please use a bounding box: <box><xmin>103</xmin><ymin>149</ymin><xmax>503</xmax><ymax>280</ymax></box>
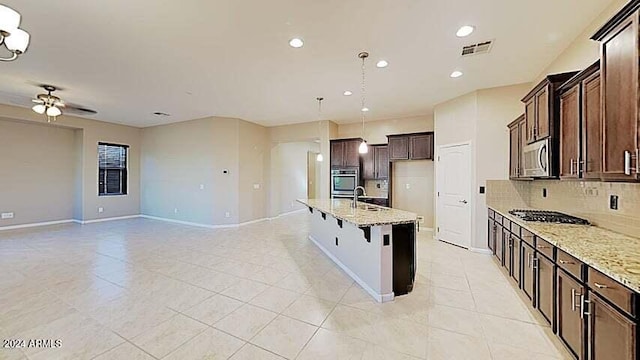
<box><xmin>361</xmin><ymin>54</ymin><xmax>366</xmax><ymax>138</ymax></box>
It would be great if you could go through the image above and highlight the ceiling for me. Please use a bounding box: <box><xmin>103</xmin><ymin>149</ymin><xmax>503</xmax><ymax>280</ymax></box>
<box><xmin>0</xmin><ymin>0</ymin><xmax>614</xmax><ymax>127</ymax></box>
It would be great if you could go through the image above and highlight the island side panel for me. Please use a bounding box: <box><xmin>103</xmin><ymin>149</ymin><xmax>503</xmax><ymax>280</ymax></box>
<box><xmin>307</xmin><ymin>208</ymin><xmax>394</xmax><ymax>302</ymax></box>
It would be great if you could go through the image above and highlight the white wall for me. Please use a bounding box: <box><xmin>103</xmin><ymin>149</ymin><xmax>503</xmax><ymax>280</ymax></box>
<box><xmin>434</xmin><ymin>84</ymin><xmax>530</xmax><ymax>250</ymax></box>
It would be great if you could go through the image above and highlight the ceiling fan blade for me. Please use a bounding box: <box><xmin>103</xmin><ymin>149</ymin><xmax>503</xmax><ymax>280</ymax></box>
<box><xmin>63</xmin><ymin>103</ymin><xmax>98</xmax><ymax>115</ymax></box>
<box><xmin>31</xmin><ymin>99</ymin><xmax>45</xmax><ymax>104</ymax></box>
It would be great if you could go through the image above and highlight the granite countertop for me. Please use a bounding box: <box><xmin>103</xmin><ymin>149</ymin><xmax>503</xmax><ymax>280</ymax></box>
<box><xmin>298</xmin><ymin>199</ymin><xmax>417</xmax><ymax>227</ymax></box>
<box><xmin>490</xmin><ymin>206</ymin><xmax>640</xmax><ymax>293</ymax></box>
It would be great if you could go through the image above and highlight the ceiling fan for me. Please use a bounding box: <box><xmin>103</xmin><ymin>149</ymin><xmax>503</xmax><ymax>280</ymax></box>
<box><xmin>30</xmin><ymin>85</ymin><xmax>97</xmax><ymax>122</ymax></box>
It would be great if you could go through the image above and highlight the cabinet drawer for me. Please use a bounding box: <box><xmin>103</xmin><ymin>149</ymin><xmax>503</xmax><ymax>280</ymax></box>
<box><xmin>588</xmin><ymin>268</ymin><xmax>635</xmax><ymax>316</ymax></box>
<box><xmin>503</xmin><ymin>218</ymin><xmax>512</xmax><ymax>230</ymax></box>
<box><xmin>488</xmin><ymin>209</ymin><xmax>495</xmax><ymax>219</ymax></box>
<box><xmin>521</xmin><ymin>228</ymin><xmax>535</xmax><ymax>246</ymax></box>
<box><xmin>557</xmin><ymin>249</ymin><xmax>584</xmax><ymax>281</ymax></box>
<box><xmin>495</xmin><ymin>213</ymin><xmax>504</xmax><ymax>225</ymax></box>
<box><xmin>535</xmin><ymin>238</ymin><xmax>555</xmax><ymax>260</ymax></box>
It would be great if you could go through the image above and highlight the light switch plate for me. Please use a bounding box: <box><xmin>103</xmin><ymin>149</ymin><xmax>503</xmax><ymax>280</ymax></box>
<box><xmin>1</xmin><ymin>212</ymin><xmax>14</xmax><ymax>219</ymax></box>
<box><xmin>253</xmin><ymin>184</ymin><xmax>260</xmax><ymax>189</ymax></box>
<box><xmin>405</xmin><ymin>183</ymin><xmax>411</xmax><ymax>189</ymax></box>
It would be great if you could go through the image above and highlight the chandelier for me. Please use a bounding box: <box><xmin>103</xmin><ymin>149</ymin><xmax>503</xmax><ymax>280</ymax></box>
<box><xmin>0</xmin><ymin>4</ymin><xmax>30</xmax><ymax>61</ymax></box>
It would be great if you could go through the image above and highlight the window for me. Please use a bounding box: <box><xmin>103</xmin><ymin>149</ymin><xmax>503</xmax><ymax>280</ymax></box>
<box><xmin>98</xmin><ymin>143</ymin><xmax>128</xmax><ymax>196</ymax></box>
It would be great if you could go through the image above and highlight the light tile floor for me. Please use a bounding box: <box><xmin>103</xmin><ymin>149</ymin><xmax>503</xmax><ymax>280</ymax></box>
<box><xmin>0</xmin><ymin>213</ymin><xmax>571</xmax><ymax>360</ymax></box>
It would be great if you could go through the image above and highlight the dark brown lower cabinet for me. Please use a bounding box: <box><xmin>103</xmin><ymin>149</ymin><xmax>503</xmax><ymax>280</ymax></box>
<box><xmin>488</xmin><ymin>220</ymin><xmax>497</xmax><ymax>254</ymax></box>
<box><xmin>495</xmin><ymin>225</ymin><xmax>504</xmax><ymax>265</ymax></box>
<box><xmin>557</xmin><ymin>269</ymin><xmax>586</xmax><ymax>359</ymax></box>
<box><xmin>511</xmin><ymin>236</ymin><xmax>521</xmax><ymax>286</ymax></box>
<box><xmin>588</xmin><ymin>291</ymin><xmax>637</xmax><ymax>360</ymax></box>
<box><xmin>504</xmin><ymin>229</ymin><xmax>512</xmax><ymax>275</ymax></box>
<box><xmin>536</xmin><ymin>254</ymin><xmax>555</xmax><ymax>326</ymax></box>
<box><xmin>522</xmin><ymin>242</ymin><xmax>535</xmax><ymax>303</ymax></box>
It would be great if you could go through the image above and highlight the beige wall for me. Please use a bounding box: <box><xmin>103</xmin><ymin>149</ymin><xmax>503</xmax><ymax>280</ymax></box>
<box><xmin>141</xmin><ymin>117</ymin><xmax>270</xmax><ymax>226</ymax></box>
<box><xmin>0</xmin><ymin>119</ymin><xmax>76</xmax><ymax>226</ymax></box>
<box><xmin>0</xmin><ymin>104</ymin><xmax>141</xmax><ymax>226</ymax></box>
<box><xmin>337</xmin><ymin>115</ymin><xmax>434</xmax><ymax>145</ymax></box>
<box><xmin>535</xmin><ymin>0</ymin><xmax>627</xmax><ymax>81</ymax></box>
<box><xmin>270</xmin><ymin>142</ymin><xmax>319</xmax><ymax>216</ymax></box>
<box><xmin>434</xmin><ymin>83</ymin><xmax>531</xmax><ymax>250</ymax></box>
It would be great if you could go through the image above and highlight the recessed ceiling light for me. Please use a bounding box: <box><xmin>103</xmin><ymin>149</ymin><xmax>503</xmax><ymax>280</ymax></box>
<box><xmin>376</xmin><ymin>60</ymin><xmax>389</xmax><ymax>68</ymax></box>
<box><xmin>450</xmin><ymin>71</ymin><xmax>463</xmax><ymax>78</ymax></box>
<box><xmin>361</xmin><ymin>107</ymin><xmax>370</xmax><ymax>112</ymax></box>
<box><xmin>343</xmin><ymin>90</ymin><xmax>353</xmax><ymax>96</ymax></box>
<box><xmin>456</xmin><ymin>25</ymin><xmax>475</xmax><ymax>37</ymax></box>
<box><xmin>289</xmin><ymin>38</ymin><xmax>304</xmax><ymax>48</ymax></box>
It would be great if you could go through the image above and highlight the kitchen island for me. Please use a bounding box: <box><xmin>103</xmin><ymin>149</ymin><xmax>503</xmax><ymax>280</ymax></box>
<box><xmin>298</xmin><ymin>198</ymin><xmax>417</xmax><ymax>302</ymax></box>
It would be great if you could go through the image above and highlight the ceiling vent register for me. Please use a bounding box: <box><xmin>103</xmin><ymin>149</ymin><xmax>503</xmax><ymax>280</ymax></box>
<box><xmin>461</xmin><ymin>40</ymin><xmax>494</xmax><ymax>57</ymax></box>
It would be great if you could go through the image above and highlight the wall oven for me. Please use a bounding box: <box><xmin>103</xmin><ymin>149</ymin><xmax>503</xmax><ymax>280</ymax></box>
<box><xmin>522</xmin><ymin>138</ymin><xmax>551</xmax><ymax>178</ymax></box>
<box><xmin>331</xmin><ymin>169</ymin><xmax>359</xmax><ymax>197</ymax></box>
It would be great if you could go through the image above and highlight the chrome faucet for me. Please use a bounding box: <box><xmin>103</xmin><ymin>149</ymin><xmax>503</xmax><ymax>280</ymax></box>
<box><xmin>352</xmin><ymin>186</ymin><xmax>367</xmax><ymax>208</ymax></box>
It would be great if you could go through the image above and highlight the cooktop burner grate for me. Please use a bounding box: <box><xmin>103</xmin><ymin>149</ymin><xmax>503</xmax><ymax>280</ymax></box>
<box><xmin>508</xmin><ymin>210</ymin><xmax>590</xmax><ymax>225</ymax></box>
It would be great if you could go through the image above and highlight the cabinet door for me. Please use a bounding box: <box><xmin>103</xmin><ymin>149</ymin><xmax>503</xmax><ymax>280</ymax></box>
<box><xmin>557</xmin><ymin>269</ymin><xmax>585</xmax><ymax>360</ymax></box>
<box><xmin>601</xmin><ymin>14</ymin><xmax>640</xmax><ymax>180</ymax></box>
<box><xmin>509</xmin><ymin>124</ymin><xmax>521</xmax><ymax>178</ymax></box>
<box><xmin>525</xmin><ymin>98</ymin><xmax>537</xmax><ymax>144</ymax></box>
<box><xmin>495</xmin><ymin>225</ymin><xmax>504</xmax><ymax>265</ymax></box>
<box><xmin>331</xmin><ymin>141</ymin><xmax>345</xmax><ymax>167</ymax></box>
<box><xmin>409</xmin><ymin>134</ymin><xmax>433</xmax><ymax>160</ymax></box>
<box><xmin>536</xmin><ymin>86</ymin><xmax>551</xmax><ymax>139</ymax></box>
<box><xmin>343</xmin><ymin>140</ymin><xmax>361</xmax><ymax>168</ymax></box>
<box><xmin>362</xmin><ymin>149</ymin><xmax>375</xmax><ymax>180</ymax></box>
<box><xmin>388</xmin><ymin>136</ymin><xmax>409</xmax><ymax>160</ymax></box>
<box><xmin>511</xmin><ymin>237</ymin><xmax>521</xmax><ymax>285</ymax></box>
<box><xmin>560</xmin><ymin>86</ymin><xmax>581</xmax><ymax>179</ymax></box>
<box><xmin>589</xmin><ymin>291</ymin><xmax>636</xmax><ymax>360</ymax></box>
<box><xmin>488</xmin><ymin>220</ymin><xmax>497</xmax><ymax>254</ymax></box>
<box><xmin>504</xmin><ymin>229</ymin><xmax>512</xmax><ymax>274</ymax></box>
<box><xmin>582</xmin><ymin>72</ymin><xmax>602</xmax><ymax>179</ymax></box>
<box><xmin>536</xmin><ymin>254</ymin><xmax>555</xmax><ymax>326</ymax></box>
<box><xmin>522</xmin><ymin>242</ymin><xmax>535</xmax><ymax>303</ymax></box>
<box><xmin>375</xmin><ymin>146</ymin><xmax>389</xmax><ymax>179</ymax></box>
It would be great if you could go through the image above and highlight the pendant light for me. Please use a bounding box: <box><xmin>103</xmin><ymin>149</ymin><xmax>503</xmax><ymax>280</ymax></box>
<box><xmin>316</xmin><ymin>97</ymin><xmax>324</xmax><ymax>162</ymax></box>
<box><xmin>358</xmin><ymin>51</ymin><xmax>369</xmax><ymax>154</ymax></box>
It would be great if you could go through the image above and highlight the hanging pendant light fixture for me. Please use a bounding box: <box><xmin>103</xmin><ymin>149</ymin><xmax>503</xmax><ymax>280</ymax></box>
<box><xmin>358</xmin><ymin>51</ymin><xmax>369</xmax><ymax>154</ymax></box>
<box><xmin>316</xmin><ymin>97</ymin><xmax>324</xmax><ymax>162</ymax></box>
<box><xmin>0</xmin><ymin>4</ymin><xmax>30</xmax><ymax>62</ymax></box>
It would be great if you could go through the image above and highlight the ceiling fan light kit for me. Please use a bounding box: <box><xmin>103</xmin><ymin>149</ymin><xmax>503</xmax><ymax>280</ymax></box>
<box><xmin>31</xmin><ymin>85</ymin><xmax>64</xmax><ymax>122</ymax></box>
<box><xmin>0</xmin><ymin>4</ymin><xmax>30</xmax><ymax>61</ymax></box>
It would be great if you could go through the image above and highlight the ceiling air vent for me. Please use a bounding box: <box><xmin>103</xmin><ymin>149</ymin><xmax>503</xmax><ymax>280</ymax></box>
<box><xmin>461</xmin><ymin>40</ymin><xmax>494</xmax><ymax>57</ymax></box>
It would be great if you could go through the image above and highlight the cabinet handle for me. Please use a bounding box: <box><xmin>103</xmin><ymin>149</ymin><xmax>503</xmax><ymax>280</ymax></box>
<box><xmin>570</xmin><ymin>158</ymin><xmax>575</xmax><ymax>175</ymax></box>
<box><xmin>559</xmin><ymin>260</ymin><xmax>574</xmax><ymax>265</ymax></box>
<box><xmin>624</xmin><ymin>149</ymin><xmax>639</xmax><ymax>176</ymax></box>
<box><xmin>532</xmin><ymin>258</ymin><xmax>539</xmax><ymax>271</ymax></box>
<box><xmin>571</xmin><ymin>288</ymin><xmax>577</xmax><ymax>311</ymax></box>
<box><xmin>527</xmin><ymin>253</ymin><xmax>532</xmax><ymax>268</ymax></box>
<box><xmin>580</xmin><ymin>295</ymin><xmax>591</xmax><ymax>319</ymax></box>
<box><xmin>593</xmin><ymin>282</ymin><xmax>608</xmax><ymax>289</ymax></box>
<box><xmin>537</xmin><ymin>245</ymin><xmax>549</xmax><ymax>249</ymax></box>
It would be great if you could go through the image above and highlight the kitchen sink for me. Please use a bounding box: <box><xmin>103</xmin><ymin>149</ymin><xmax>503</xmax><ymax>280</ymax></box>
<box><xmin>358</xmin><ymin>204</ymin><xmax>386</xmax><ymax>211</ymax></box>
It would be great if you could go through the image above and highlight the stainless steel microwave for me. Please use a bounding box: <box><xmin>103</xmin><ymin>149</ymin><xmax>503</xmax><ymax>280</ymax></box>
<box><xmin>522</xmin><ymin>138</ymin><xmax>550</xmax><ymax>178</ymax></box>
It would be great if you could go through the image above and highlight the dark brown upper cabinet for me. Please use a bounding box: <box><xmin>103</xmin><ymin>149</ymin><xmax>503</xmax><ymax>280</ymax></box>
<box><xmin>508</xmin><ymin>115</ymin><xmax>526</xmax><ymax>179</ymax></box>
<box><xmin>522</xmin><ymin>72</ymin><xmax>578</xmax><ymax>145</ymax></box>
<box><xmin>362</xmin><ymin>145</ymin><xmax>389</xmax><ymax>180</ymax></box>
<box><xmin>330</xmin><ymin>138</ymin><xmax>362</xmax><ymax>168</ymax></box>
<box><xmin>387</xmin><ymin>132</ymin><xmax>434</xmax><ymax>161</ymax></box>
<box><xmin>558</xmin><ymin>62</ymin><xmax>601</xmax><ymax>180</ymax></box>
<box><xmin>592</xmin><ymin>2</ymin><xmax>640</xmax><ymax>181</ymax></box>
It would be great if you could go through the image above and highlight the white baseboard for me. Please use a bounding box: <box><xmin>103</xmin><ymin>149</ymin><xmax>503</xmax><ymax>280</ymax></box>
<box><xmin>77</xmin><ymin>215</ymin><xmax>141</xmax><ymax>225</ymax></box>
<box><xmin>273</xmin><ymin>208</ymin><xmax>306</xmax><ymax>218</ymax></box>
<box><xmin>469</xmin><ymin>247</ymin><xmax>492</xmax><ymax>255</ymax></box>
<box><xmin>309</xmin><ymin>235</ymin><xmax>394</xmax><ymax>303</ymax></box>
<box><xmin>0</xmin><ymin>219</ymin><xmax>76</xmax><ymax>231</ymax></box>
<box><xmin>139</xmin><ymin>215</ymin><xmax>221</xmax><ymax>229</ymax></box>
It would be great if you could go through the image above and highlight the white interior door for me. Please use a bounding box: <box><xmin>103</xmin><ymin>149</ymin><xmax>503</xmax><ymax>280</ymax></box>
<box><xmin>437</xmin><ymin>143</ymin><xmax>472</xmax><ymax>248</ymax></box>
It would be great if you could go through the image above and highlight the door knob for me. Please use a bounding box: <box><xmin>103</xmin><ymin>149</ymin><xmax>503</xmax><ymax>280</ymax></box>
<box><xmin>459</xmin><ymin>200</ymin><xmax>468</xmax><ymax>204</ymax></box>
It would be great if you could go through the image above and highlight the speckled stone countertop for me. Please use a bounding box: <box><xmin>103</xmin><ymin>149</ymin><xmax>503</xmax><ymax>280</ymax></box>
<box><xmin>298</xmin><ymin>199</ymin><xmax>417</xmax><ymax>227</ymax></box>
<box><xmin>490</xmin><ymin>206</ymin><xmax>640</xmax><ymax>293</ymax></box>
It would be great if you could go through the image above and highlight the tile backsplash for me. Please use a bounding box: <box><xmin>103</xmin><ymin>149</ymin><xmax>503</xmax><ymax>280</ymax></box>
<box><xmin>364</xmin><ymin>179</ymin><xmax>389</xmax><ymax>198</ymax></box>
<box><xmin>487</xmin><ymin>180</ymin><xmax>640</xmax><ymax>238</ymax></box>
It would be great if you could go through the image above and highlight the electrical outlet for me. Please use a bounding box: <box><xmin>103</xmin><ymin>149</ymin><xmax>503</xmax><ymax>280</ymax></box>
<box><xmin>225</xmin><ymin>212</ymin><xmax>230</xmax><ymax>218</ymax></box>
<box><xmin>1</xmin><ymin>212</ymin><xmax>14</xmax><ymax>219</ymax></box>
<box><xmin>174</xmin><ymin>208</ymin><xmax>179</xmax><ymax>214</ymax></box>
<box><xmin>98</xmin><ymin>207</ymin><xmax>104</xmax><ymax>213</ymax></box>
<box><xmin>199</xmin><ymin>184</ymin><xmax>204</xmax><ymax>190</ymax></box>
<box><xmin>542</xmin><ymin>188</ymin><xmax>547</xmax><ymax>198</ymax></box>
<box><xmin>609</xmin><ymin>195</ymin><xmax>619</xmax><ymax>210</ymax></box>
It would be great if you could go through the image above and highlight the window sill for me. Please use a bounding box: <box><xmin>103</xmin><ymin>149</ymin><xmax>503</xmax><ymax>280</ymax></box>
<box><xmin>98</xmin><ymin>193</ymin><xmax>128</xmax><ymax>197</ymax></box>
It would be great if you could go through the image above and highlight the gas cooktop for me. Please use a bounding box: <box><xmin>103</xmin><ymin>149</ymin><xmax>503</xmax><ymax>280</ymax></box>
<box><xmin>509</xmin><ymin>210</ymin><xmax>590</xmax><ymax>225</ymax></box>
